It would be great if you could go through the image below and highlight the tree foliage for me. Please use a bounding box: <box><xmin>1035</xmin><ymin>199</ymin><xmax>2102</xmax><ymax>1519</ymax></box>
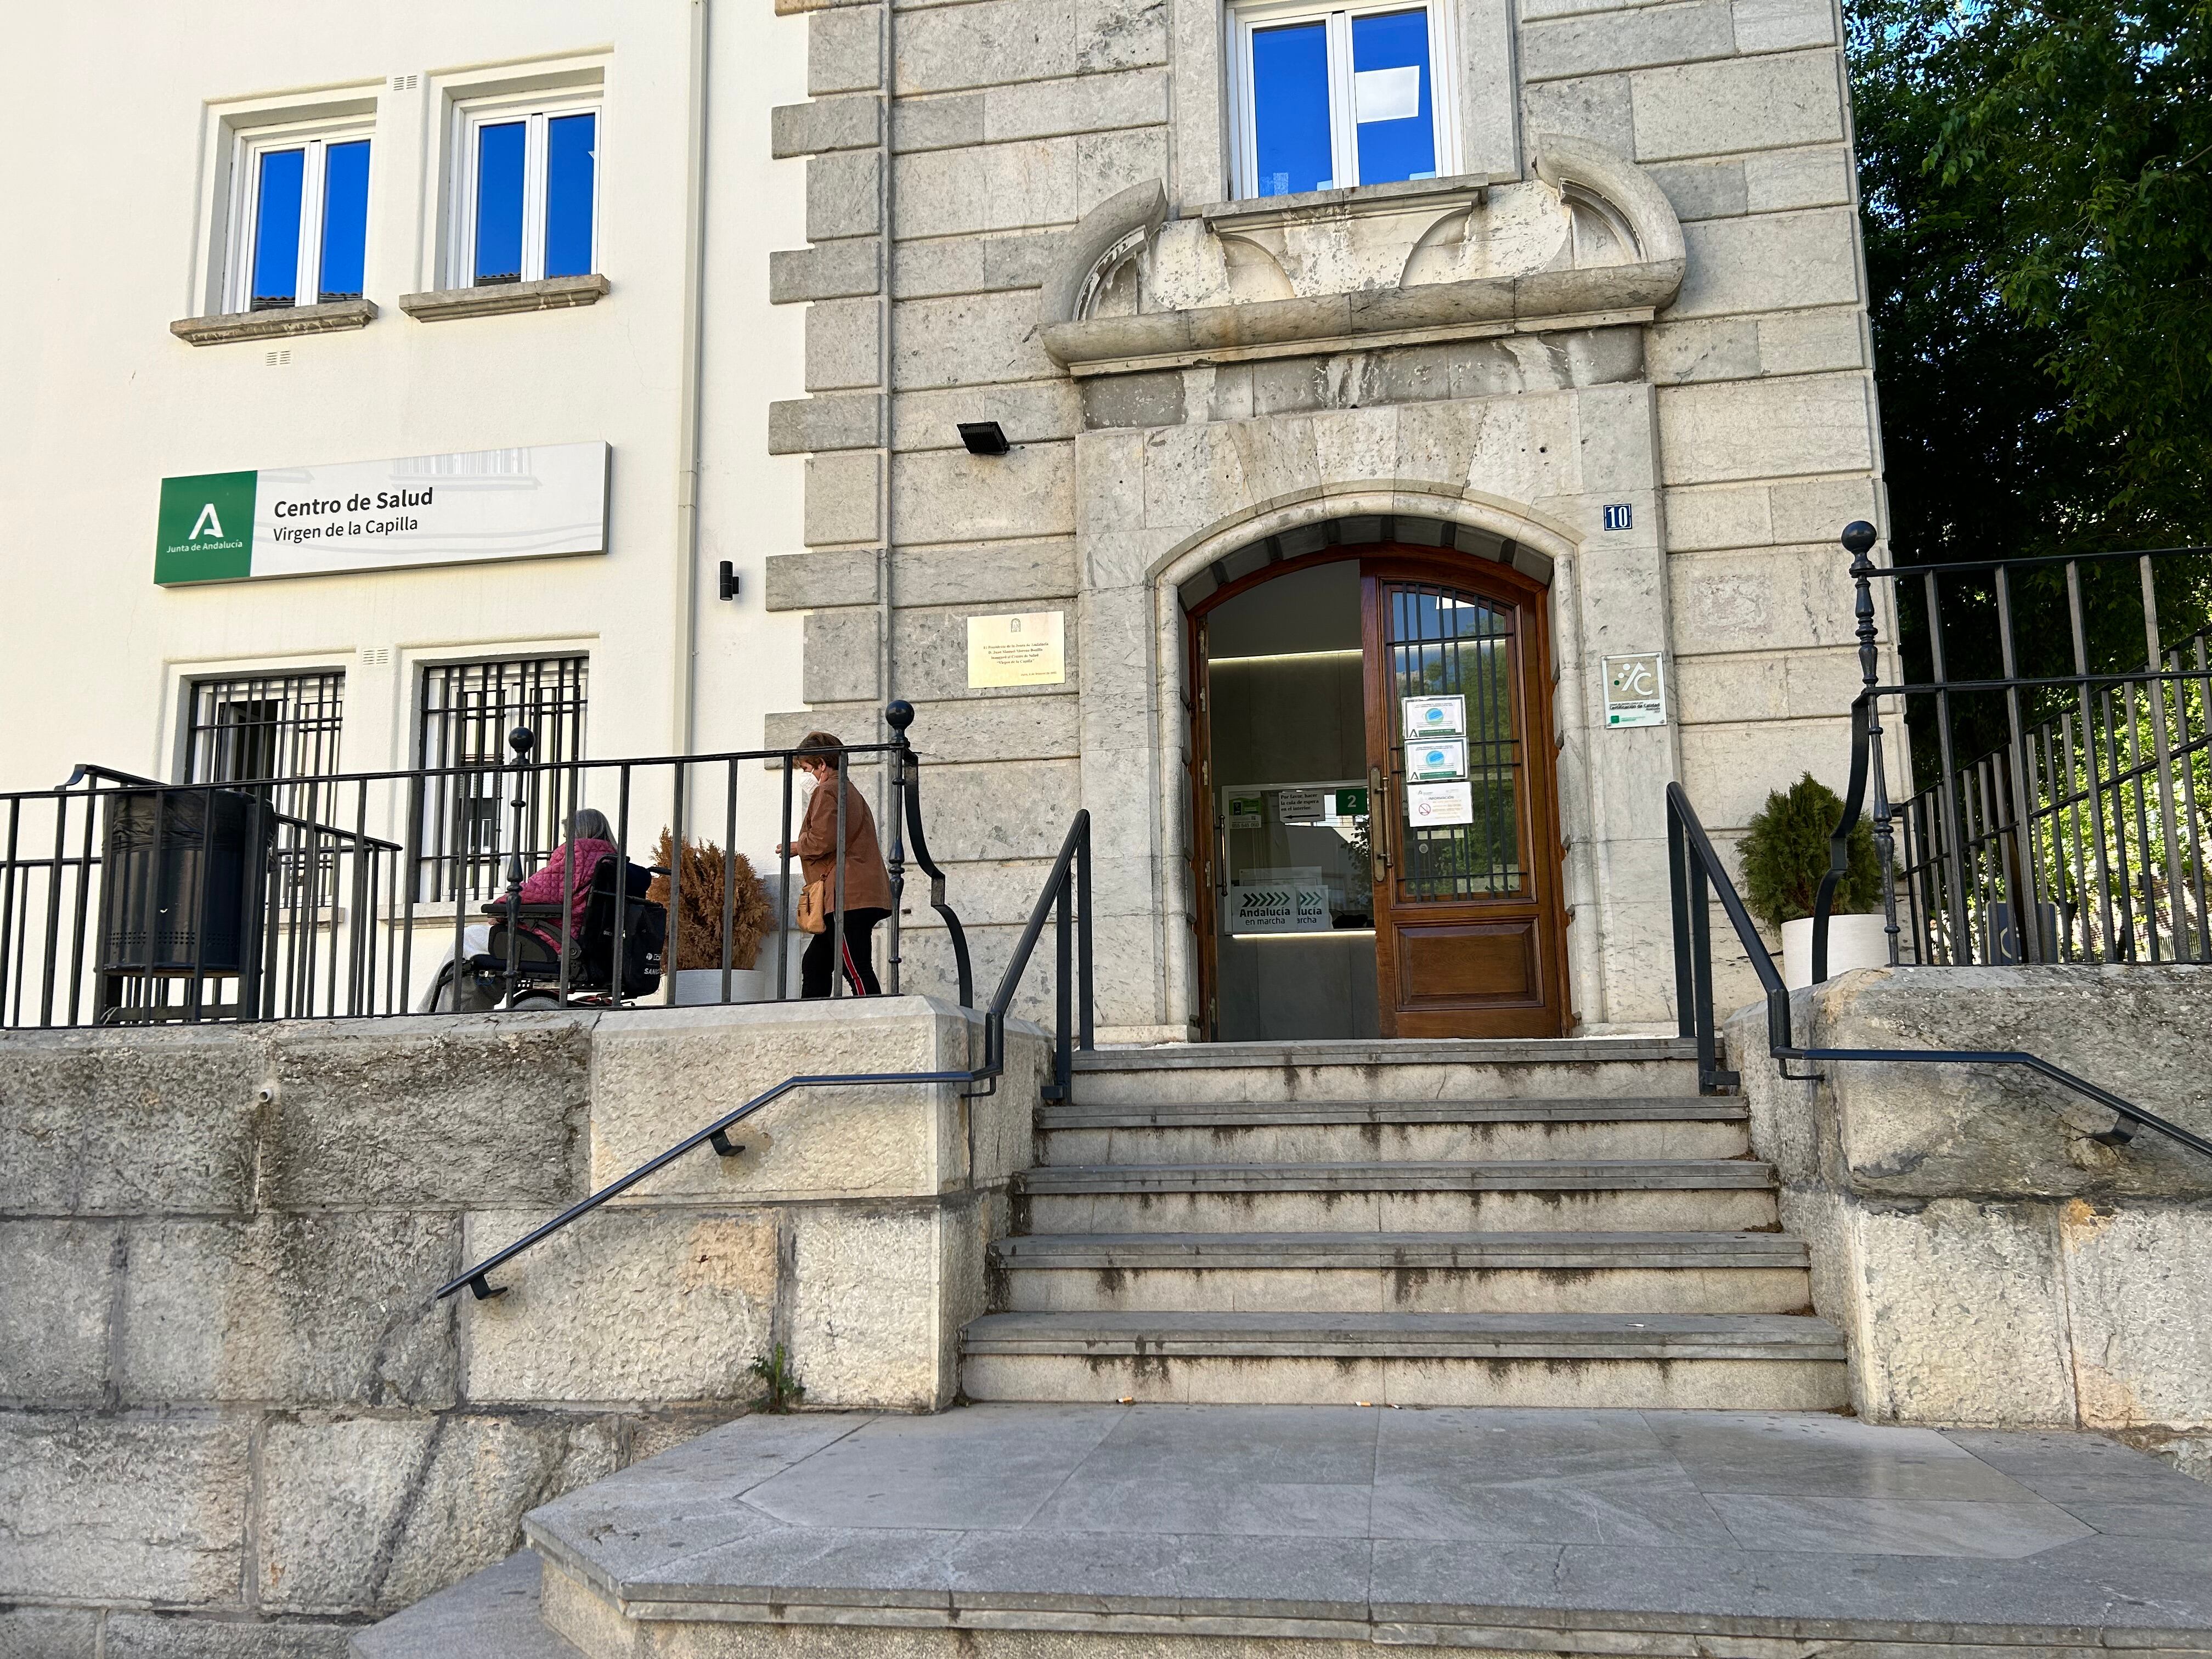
<box><xmin>1931</xmin><ymin>0</ymin><xmax>2212</xmax><ymax>531</ymax></box>
<box><xmin>1849</xmin><ymin>0</ymin><xmax>2212</xmax><ymax>768</ymax></box>
<box><xmin>1853</xmin><ymin>0</ymin><xmax>2212</xmax><ymax>555</ymax></box>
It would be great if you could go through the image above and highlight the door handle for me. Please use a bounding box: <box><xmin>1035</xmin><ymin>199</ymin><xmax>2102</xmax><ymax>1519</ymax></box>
<box><xmin>1369</xmin><ymin>764</ymin><xmax>1390</xmax><ymax>884</ymax></box>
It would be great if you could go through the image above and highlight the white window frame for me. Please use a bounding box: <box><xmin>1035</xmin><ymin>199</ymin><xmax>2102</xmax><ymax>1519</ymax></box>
<box><xmin>224</xmin><ymin>117</ymin><xmax>374</xmax><ymax>314</ymax></box>
<box><xmin>447</xmin><ymin>89</ymin><xmax>602</xmax><ymax>287</ymax></box>
<box><xmin>1229</xmin><ymin>0</ymin><xmax>1462</xmax><ymax>201</ymax></box>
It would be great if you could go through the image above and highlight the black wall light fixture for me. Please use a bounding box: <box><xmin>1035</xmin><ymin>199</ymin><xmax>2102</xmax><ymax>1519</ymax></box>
<box><xmin>958</xmin><ymin>421</ymin><xmax>1010</xmax><ymax>456</ymax></box>
<box><xmin>718</xmin><ymin>561</ymin><xmax>740</xmax><ymax>601</ymax></box>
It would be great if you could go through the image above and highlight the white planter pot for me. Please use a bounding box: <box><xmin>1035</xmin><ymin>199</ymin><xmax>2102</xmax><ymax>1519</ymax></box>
<box><xmin>1781</xmin><ymin>914</ymin><xmax>1892</xmax><ymax>990</ymax></box>
<box><xmin>670</xmin><ymin>966</ymin><xmax>769</xmax><ymax>1006</ymax></box>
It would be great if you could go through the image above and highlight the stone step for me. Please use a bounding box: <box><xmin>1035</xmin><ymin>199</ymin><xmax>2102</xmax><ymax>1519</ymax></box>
<box><xmin>1017</xmin><ymin>1160</ymin><xmax>1779</xmax><ymax>1234</ymax></box>
<box><xmin>352</xmin><ymin>1551</ymin><xmax>581</xmax><ymax>1659</ymax></box>
<box><xmin>1069</xmin><ymin>1036</ymin><xmax>1703</xmax><ymax>1106</ymax></box>
<box><xmin>521</xmin><ymin>1407</ymin><xmax>2212</xmax><ymax>1659</ymax></box>
<box><xmin>989</xmin><ymin>1229</ymin><xmax>1812</xmax><ymax>1314</ymax></box>
<box><xmin>960</xmin><ymin>1311</ymin><xmax>1850</xmax><ymax>1408</ymax></box>
<box><xmin>1036</xmin><ymin>1097</ymin><xmax>1749</xmax><ymax>1164</ymax></box>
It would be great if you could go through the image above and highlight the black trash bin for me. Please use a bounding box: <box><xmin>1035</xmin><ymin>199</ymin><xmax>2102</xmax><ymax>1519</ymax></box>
<box><xmin>96</xmin><ymin>787</ymin><xmax>275</xmax><ymax>1020</ymax></box>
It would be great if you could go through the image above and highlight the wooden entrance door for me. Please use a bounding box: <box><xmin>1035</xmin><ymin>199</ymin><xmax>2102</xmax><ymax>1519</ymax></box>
<box><xmin>1362</xmin><ymin>560</ymin><xmax>1567</xmax><ymax>1037</ymax></box>
<box><xmin>1187</xmin><ymin>549</ymin><xmax>1566</xmax><ymax>1041</ymax></box>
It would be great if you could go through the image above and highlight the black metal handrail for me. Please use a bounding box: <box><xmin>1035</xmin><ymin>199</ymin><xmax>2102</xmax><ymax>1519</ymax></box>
<box><xmin>1668</xmin><ymin>780</ymin><xmax>2212</xmax><ymax>1163</ymax></box>
<box><xmin>432</xmin><ymin>808</ymin><xmax>1094</xmax><ymax>1302</ymax></box>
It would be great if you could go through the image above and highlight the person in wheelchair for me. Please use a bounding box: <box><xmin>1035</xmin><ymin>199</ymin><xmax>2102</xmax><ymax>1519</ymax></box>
<box><xmin>423</xmin><ymin>810</ymin><xmax>666</xmax><ymax>1010</ymax></box>
<box><xmin>510</xmin><ymin>808</ymin><xmax>620</xmax><ymax>953</ymax></box>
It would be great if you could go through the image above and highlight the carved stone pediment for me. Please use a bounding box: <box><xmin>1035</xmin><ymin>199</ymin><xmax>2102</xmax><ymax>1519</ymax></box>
<box><xmin>1040</xmin><ymin>136</ymin><xmax>1684</xmax><ymax>376</ymax></box>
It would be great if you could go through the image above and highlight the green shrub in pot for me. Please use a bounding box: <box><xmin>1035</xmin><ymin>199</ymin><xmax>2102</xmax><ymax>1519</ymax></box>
<box><xmin>1739</xmin><ymin>773</ymin><xmax>1882</xmax><ymax>930</ymax></box>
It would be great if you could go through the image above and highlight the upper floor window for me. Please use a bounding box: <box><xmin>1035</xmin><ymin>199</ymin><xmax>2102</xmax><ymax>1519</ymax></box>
<box><xmin>228</xmin><ymin>126</ymin><xmax>372</xmax><ymax>312</ymax></box>
<box><xmin>452</xmin><ymin>94</ymin><xmax>600</xmax><ymax>287</ymax></box>
<box><xmin>1232</xmin><ymin>0</ymin><xmax>1457</xmax><ymax>199</ymax></box>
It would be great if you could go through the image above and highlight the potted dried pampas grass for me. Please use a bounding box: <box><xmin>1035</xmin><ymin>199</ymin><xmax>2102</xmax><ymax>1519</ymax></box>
<box><xmin>650</xmin><ymin>832</ymin><xmax>777</xmax><ymax>1005</ymax></box>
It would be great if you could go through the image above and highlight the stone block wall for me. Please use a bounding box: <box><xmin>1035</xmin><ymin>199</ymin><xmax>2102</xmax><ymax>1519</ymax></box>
<box><xmin>0</xmin><ymin>999</ymin><xmax>1042</xmax><ymax>1656</ymax></box>
<box><xmin>762</xmin><ymin>0</ymin><xmax>1889</xmax><ymax>1036</ymax></box>
<box><xmin>1731</xmin><ymin>967</ymin><xmax>2212</xmax><ymax>1482</ymax></box>
<box><xmin>763</xmin><ymin>0</ymin><xmax>1159</xmax><ymax>1031</ymax></box>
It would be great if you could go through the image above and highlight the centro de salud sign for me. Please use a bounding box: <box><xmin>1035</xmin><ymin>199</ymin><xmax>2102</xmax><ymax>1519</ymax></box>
<box><xmin>154</xmin><ymin>442</ymin><xmax>610</xmax><ymax>585</ymax></box>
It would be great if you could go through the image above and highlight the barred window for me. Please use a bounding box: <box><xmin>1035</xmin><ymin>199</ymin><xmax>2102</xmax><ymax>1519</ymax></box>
<box><xmin>184</xmin><ymin>670</ymin><xmax>347</xmax><ymax>797</ymax></box>
<box><xmin>415</xmin><ymin>657</ymin><xmax>588</xmax><ymax>903</ymax></box>
<box><xmin>183</xmin><ymin>670</ymin><xmax>350</xmax><ymax>930</ymax></box>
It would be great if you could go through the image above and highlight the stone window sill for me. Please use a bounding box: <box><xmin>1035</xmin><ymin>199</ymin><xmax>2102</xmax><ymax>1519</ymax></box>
<box><xmin>169</xmin><ymin>299</ymin><xmax>378</xmax><ymax>347</ymax></box>
<box><xmin>1198</xmin><ymin>173</ymin><xmax>1491</xmax><ymax>233</ymax></box>
<box><xmin>398</xmin><ymin>274</ymin><xmax>611</xmax><ymax>321</ymax></box>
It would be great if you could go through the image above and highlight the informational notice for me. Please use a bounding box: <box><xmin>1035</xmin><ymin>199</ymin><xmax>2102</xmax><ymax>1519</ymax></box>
<box><xmin>1405</xmin><ymin>738</ymin><xmax>1468</xmax><ymax>782</ymax></box>
<box><xmin>1228</xmin><ymin>867</ymin><xmax>1331</xmax><ymax>934</ymax></box>
<box><xmin>1276</xmin><ymin>787</ymin><xmax>1325</xmax><ymax>823</ymax></box>
<box><xmin>1405</xmin><ymin>780</ymin><xmax>1475</xmax><ymax>827</ymax></box>
<box><xmin>154</xmin><ymin>442</ymin><xmax>610</xmax><ymax>585</ymax></box>
<box><xmin>1226</xmin><ymin>794</ymin><xmax>1264</xmax><ymax>828</ymax></box>
<box><xmin>1601</xmin><ymin>652</ymin><xmax>1668</xmax><ymax>728</ymax></box>
<box><xmin>1402</xmin><ymin>693</ymin><xmax>1466</xmax><ymax>741</ymax></box>
<box><xmin>967</xmin><ymin>611</ymin><xmax>1066</xmax><ymax>687</ymax></box>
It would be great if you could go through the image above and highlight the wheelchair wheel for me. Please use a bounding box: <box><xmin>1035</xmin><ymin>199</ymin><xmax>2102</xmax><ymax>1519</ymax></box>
<box><xmin>430</xmin><ymin>965</ymin><xmax>500</xmax><ymax>1013</ymax></box>
<box><xmin>508</xmin><ymin>990</ymin><xmax>564</xmax><ymax>1011</ymax></box>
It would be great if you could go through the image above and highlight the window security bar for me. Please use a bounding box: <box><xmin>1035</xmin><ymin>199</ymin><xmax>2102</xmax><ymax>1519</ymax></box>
<box><xmin>0</xmin><ymin>704</ymin><xmax>973</xmax><ymax>1031</ymax></box>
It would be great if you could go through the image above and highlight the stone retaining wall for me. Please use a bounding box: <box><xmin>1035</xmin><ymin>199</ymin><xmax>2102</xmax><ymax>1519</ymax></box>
<box><xmin>1731</xmin><ymin>966</ymin><xmax>2212</xmax><ymax>1479</ymax></box>
<box><xmin>0</xmin><ymin>997</ymin><xmax>1042</xmax><ymax>1656</ymax></box>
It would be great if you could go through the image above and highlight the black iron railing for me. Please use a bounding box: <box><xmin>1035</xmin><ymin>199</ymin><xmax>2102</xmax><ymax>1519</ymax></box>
<box><xmin>1667</xmin><ymin>780</ymin><xmax>2212</xmax><ymax>1162</ymax></box>
<box><xmin>1667</xmin><ymin>518</ymin><xmax>2211</xmax><ymax>1165</ymax></box>
<box><xmin>1812</xmin><ymin>526</ymin><xmax>2212</xmax><ymax>976</ymax></box>
<box><xmin>0</xmin><ymin>702</ymin><xmax>970</xmax><ymax>1027</ymax></box>
<box><xmin>433</xmin><ymin>809</ymin><xmax>1093</xmax><ymax>1301</ymax></box>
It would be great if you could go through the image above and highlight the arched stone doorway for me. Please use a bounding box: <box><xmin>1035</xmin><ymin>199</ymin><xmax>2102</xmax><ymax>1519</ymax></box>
<box><xmin>1175</xmin><ymin>516</ymin><xmax>1569</xmax><ymax>1040</ymax></box>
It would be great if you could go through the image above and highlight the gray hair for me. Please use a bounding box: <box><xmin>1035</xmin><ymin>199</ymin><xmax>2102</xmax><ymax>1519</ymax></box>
<box><xmin>569</xmin><ymin>808</ymin><xmax>613</xmax><ymax>843</ymax></box>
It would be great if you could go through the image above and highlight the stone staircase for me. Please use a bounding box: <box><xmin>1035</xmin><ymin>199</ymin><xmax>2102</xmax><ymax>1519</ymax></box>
<box><xmin>960</xmin><ymin>1037</ymin><xmax>1848</xmax><ymax>1409</ymax></box>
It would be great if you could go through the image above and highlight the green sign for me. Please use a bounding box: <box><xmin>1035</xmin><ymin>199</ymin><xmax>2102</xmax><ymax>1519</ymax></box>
<box><xmin>153</xmin><ymin>443</ymin><xmax>610</xmax><ymax>586</ymax></box>
<box><xmin>156</xmin><ymin>471</ymin><xmax>257</xmax><ymax>584</ymax></box>
<box><xmin>1334</xmin><ymin>787</ymin><xmax>1369</xmax><ymax>819</ymax></box>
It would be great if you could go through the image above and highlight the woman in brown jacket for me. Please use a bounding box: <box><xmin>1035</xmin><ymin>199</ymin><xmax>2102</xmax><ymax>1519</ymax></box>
<box><xmin>786</xmin><ymin>731</ymin><xmax>895</xmax><ymax>997</ymax></box>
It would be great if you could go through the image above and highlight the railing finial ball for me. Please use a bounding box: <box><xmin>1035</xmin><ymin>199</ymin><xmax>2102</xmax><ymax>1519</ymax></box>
<box><xmin>884</xmin><ymin>699</ymin><xmax>915</xmax><ymax>732</ymax></box>
<box><xmin>507</xmin><ymin>725</ymin><xmax>535</xmax><ymax>758</ymax></box>
<box><xmin>1841</xmin><ymin>521</ymin><xmax>1878</xmax><ymax>558</ymax></box>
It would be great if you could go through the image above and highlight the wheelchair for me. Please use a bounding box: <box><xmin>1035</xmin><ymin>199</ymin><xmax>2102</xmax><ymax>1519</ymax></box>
<box><xmin>435</xmin><ymin>855</ymin><xmax>668</xmax><ymax>1011</ymax></box>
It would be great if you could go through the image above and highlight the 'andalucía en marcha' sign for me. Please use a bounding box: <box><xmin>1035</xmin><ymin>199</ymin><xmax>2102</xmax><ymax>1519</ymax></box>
<box><xmin>154</xmin><ymin>442</ymin><xmax>608</xmax><ymax>585</ymax></box>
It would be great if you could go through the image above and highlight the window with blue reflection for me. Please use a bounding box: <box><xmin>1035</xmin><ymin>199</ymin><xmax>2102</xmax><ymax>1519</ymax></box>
<box><xmin>473</xmin><ymin>121</ymin><xmax>527</xmax><ymax>285</ymax></box>
<box><xmin>1350</xmin><ymin>9</ymin><xmax>1434</xmax><ymax>185</ymax></box>
<box><xmin>1251</xmin><ymin>21</ymin><xmax>1333</xmax><ymax>197</ymax></box>
<box><xmin>251</xmin><ymin>148</ymin><xmax>304</xmax><ymax>309</ymax></box>
<box><xmin>318</xmin><ymin>140</ymin><xmax>370</xmax><ymax>301</ymax></box>
<box><xmin>544</xmin><ymin>112</ymin><xmax>596</xmax><ymax>278</ymax></box>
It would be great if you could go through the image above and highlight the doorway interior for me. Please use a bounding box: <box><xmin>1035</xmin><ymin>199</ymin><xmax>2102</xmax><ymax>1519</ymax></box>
<box><xmin>1188</xmin><ymin>546</ymin><xmax>1568</xmax><ymax>1041</ymax></box>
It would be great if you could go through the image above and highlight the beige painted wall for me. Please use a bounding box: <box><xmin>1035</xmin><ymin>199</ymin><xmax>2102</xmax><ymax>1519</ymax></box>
<box><xmin>0</xmin><ymin>3</ymin><xmax>810</xmax><ymax>878</ymax></box>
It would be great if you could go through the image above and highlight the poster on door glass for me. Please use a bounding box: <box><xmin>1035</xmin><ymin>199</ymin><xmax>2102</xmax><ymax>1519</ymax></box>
<box><xmin>1404</xmin><ymin>738</ymin><xmax>1467</xmax><ymax>782</ymax></box>
<box><xmin>1402</xmin><ymin>694</ymin><xmax>1465</xmax><ymax>740</ymax></box>
<box><xmin>1229</xmin><ymin>867</ymin><xmax>1332</xmax><ymax>934</ymax></box>
<box><xmin>1404</xmin><ymin>780</ymin><xmax>1475</xmax><ymax>826</ymax></box>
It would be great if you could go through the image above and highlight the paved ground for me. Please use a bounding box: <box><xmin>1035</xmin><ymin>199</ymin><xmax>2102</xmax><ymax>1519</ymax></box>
<box><xmin>525</xmin><ymin>1404</ymin><xmax>2212</xmax><ymax>1644</ymax></box>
